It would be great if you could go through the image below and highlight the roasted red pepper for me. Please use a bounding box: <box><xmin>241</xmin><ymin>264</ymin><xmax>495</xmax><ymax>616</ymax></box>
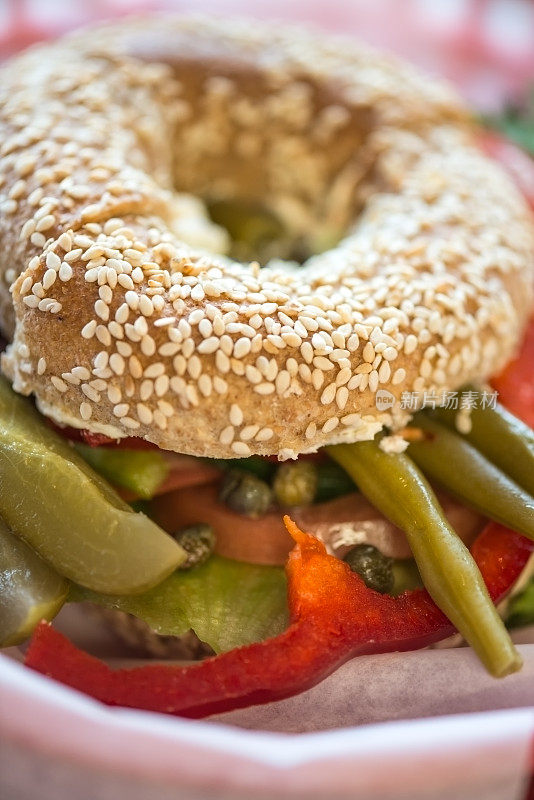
<box><xmin>25</xmin><ymin>518</ymin><xmax>532</xmax><ymax>718</ymax></box>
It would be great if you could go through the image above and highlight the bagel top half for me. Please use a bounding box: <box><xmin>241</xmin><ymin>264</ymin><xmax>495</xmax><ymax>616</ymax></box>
<box><xmin>0</xmin><ymin>15</ymin><xmax>532</xmax><ymax>459</ymax></box>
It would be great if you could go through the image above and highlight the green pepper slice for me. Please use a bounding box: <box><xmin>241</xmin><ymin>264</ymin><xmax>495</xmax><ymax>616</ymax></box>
<box><xmin>75</xmin><ymin>444</ymin><xmax>169</xmax><ymax>499</ymax></box>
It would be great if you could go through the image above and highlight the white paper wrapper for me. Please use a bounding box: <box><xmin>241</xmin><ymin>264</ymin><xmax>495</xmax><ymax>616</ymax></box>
<box><xmin>213</xmin><ymin>641</ymin><xmax>534</xmax><ymax>731</ymax></box>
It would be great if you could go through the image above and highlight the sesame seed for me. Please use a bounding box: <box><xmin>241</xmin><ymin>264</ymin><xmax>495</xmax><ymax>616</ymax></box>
<box><xmin>82</xmin><ymin>384</ymin><xmax>101</xmax><ymax>402</ymax></box>
<box><xmin>80</xmin><ymin>402</ymin><xmax>92</xmax><ymax>421</ymax></box>
<box><xmin>255</xmin><ymin>382</ymin><xmax>275</xmax><ymax>395</ymax></box>
<box><xmin>230</xmin><ymin>404</ymin><xmax>243</xmax><ymax>426</ymax></box>
<box><xmin>144</xmin><ymin>362</ymin><xmax>165</xmax><ymax>379</ymax></box>
<box><xmin>99</xmin><ymin>284</ymin><xmax>112</xmax><ymax>304</ymax></box>
<box><xmin>322</xmin><ymin>417</ymin><xmax>339</xmax><ymax>434</ymax></box>
<box><xmin>51</xmin><ymin>376</ymin><xmax>68</xmax><ymax>393</ymax></box>
<box><xmin>109</xmin><ymin>353</ymin><xmax>125</xmax><ymax>375</ymax></box>
<box><xmin>305</xmin><ymin>422</ymin><xmax>317</xmax><ymax>440</ymax></box>
<box><xmin>198</xmin><ymin>318</ymin><xmax>212</xmax><ymax>338</ymax></box>
<box><xmin>20</xmin><ymin>276</ymin><xmax>33</xmax><ymax>295</ymax></box>
<box><xmin>108</xmin><ymin>321</ymin><xmax>123</xmax><ymax>340</ymax></box>
<box><xmin>275</xmin><ymin>371</ymin><xmax>290</xmax><ymax>395</ymax></box>
<box><xmin>404</xmin><ymin>335</ymin><xmax>418</xmax><ymax>355</ymax></box>
<box><xmin>72</xmin><ymin>366</ymin><xmax>90</xmax><ymax>381</ymax></box>
<box><xmin>320</xmin><ymin>383</ymin><xmax>336</xmax><ymax>405</ymax></box>
<box><xmin>336</xmin><ymin>386</ymin><xmax>349</xmax><ymax>410</ymax></box>
<box><xmin>95</xmin><ymin>325</ymin><xmax>112</xmax><ymax>346</ymax></box>
<box><xmin>312</xmin><ymin>369</ymin><xmax>324</xmax><ymax>391</ymax></box>
<box><xmin>137</xmin><ymin>403</ymin><xmax>153</xmax><ymax>425</ymax></box>
<box><xmin>197</xmin><ymin>337</ymin><xmax>219</xmax><ymax>354</ymax></box>
<box><xmin>140</xmin><ymin>335</ymin><xmax>156</xmax><ymax>357</ymax></box>
<box><xmin>219</xmin><ymin>425</ymin><xmax>234</xmax><ymax>445</ymax></box>
<box><xmin>255</xmin><ymin>427</ymin><xmax>273</xmax><ymax>441</ymax></box>
<box><xmin>240</xmin><ymin>424</ymin><xmax>260</xmax><ymax>441</ymax></box>
<box><xmin>92</xmin><ymin>347</ymin><xmax>109</xmax><ymax>368</ymax></box>
<box><xmin>153</xmin><ymin>410</ymin><xmax>168</xmax><ymax>430</ymax></box>
<box><xmin>369</xmin><ymin>370</ymin><xmax>379</xmax><ymax>393</ymax></box>
<box><xmin>139</xmin><ymin>295</ymin><xmax>154</xmax><ymax>317</ymax></box>
<box><xmin>121</xmin><ymin>417</ymin><xmax>141</xmax><ymax>430</ymax></box>
<box><xmin>313</xmin><ymin>356</ymin><xmax>335</xmax><ymax>372</ymax></box>
<box><xmin>140</xmin><ymin>380</ymin><xmax>153</xmax><ymax>401</ymax></box>
<box><xmin>187</xmin><ymin>355</ymin><xmax>201</xmax><ymax>380</ymax></box>
<box><xmin>213</xmin><ymin>376</ymin><xmax>228</xmax><ymax>395</ymax></box>
<box><xmin>30</xmin><ymin>232</ymin><xmax>46</xmax><ymax>248</ymax></box>
<box><xmin>215</xmin><ymin>350</ymin><xmax>230</xmax><ymax>373</ymax></box>
<box><xmin>301</xmin><ymin>342</ymin><xmax>313</xmax><ymax>363</ymax></box>
<box><xmin>42</xmin><ymin>269</ymin><xmax>57</xmax><ymax>290</ymax></box>
<box><xmin>158</xmin><ymin>399</ymin><xmax>174</xmax><ymax>417</ymax></box>
<box><xmin>382</xmin><ymin>346</ymin><xmax>398</xmax><ymax>361</ymax></box>
<box><xmin>37</xmin><ymin>357</ymin><xmax>46</xmax><ymax>375</ymax></box>
<box><xmin>232</xmin><ymin>442</ymin><xmax>251</xmax><ymax>456</ymax></box>
<box><xmin>341</xmin><ymin>413</ymin><xmax>362</xmax><ymax>427</ymax></box>
<box><xmin>94</xmin><ymin>299</ymin><xmax>109</xmax><ymax>321</ymax></box>
<box><xmin>46</xmin><ymin>252</ymin><xmax>61</xmax><ymax>271</ymax></box>
<box><xmin>36</xmin><ymin>215</ymin><xmax>55</xmax><ymax>232</ymax></box>
<box><xmin>113</xmin><ymin>403</ymin><xmax>129</xmax><ymax>418</ymax></box>
<box><xmin>65</xmin><ymin>248</ymin><xmax>83</xmax><ymax>263</ymax></box>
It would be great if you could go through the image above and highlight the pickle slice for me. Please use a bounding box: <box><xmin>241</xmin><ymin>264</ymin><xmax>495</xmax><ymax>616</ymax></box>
<box><xmin>0</xmin><ymin>517</ymin><xmax>68</xmax><ymax>646</ymax></box>
<box><xmin>0</xmin><ymin>377</ymin><xmax>185</xmax><ymax>593</ymax></box>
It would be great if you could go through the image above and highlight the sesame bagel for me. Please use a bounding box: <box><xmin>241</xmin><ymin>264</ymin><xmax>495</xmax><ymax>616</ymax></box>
<box><xmin>0</xmin><ymin>16</ymin><xmax>532</xmax><ymax>459</ymax></box>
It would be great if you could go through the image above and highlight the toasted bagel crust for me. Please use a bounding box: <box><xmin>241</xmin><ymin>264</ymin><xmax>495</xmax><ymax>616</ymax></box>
<box><xmin>0</xmin><ymin>15</ymin><xmax>532</xmax><ymax>458</ymax></box>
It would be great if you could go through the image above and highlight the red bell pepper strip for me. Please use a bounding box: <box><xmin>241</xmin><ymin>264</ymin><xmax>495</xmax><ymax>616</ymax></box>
<box><xmin>25</xmin><ymin>518</ymin><xmax>533</xmax><ymax>719</ymax></box>
<box><xmin>492</xmin><ymin>317</ymin><xmax>534</xmax><ymax>429</ymax></box>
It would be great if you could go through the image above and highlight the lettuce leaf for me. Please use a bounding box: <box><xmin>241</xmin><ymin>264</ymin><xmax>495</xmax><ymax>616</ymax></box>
<box><xmin>69</xmin><ymin>556</ymin><xmax>288</xmax><ymax>653</ymax></box>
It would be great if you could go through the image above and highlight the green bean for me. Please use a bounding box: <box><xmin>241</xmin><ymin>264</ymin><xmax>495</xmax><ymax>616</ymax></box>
<box><xmin>273</xmin><ymin>462</ymin><xmax>318</xmax><ymax>507</ymax></box>
<box><xmin>327</xmin><ymin>440</ymin><xmax>521</xmax><ymax>677</ymax></box>
<box><xmin>407</xmin><ymin>414</ymin><xmax>534</xmax><ymax>541</ymax></box>
<box><xmin>434</xmin><ymin>386</ymin><xmax>534</xmax><ymax>496</ymax></box>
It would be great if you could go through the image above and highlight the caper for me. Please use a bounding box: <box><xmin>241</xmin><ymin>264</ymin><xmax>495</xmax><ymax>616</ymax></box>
<box><xmin>273</xmin><ymin>461</ymin><xmax>318</xmax><ymax>507</ymax></box>
<box><xmin>219</xmin><ymin>470</ymin><xmax>273</xmax><ymax>518</ymax></box>
<box><xmin>173</xmin><ymin>524</ymin><xmax>216</xmax><ymax>570</ymax></box>
<box><xmin>343</xmin><ymin>544</ymin><xmax>394</xmax><ymax>594</ymax></box>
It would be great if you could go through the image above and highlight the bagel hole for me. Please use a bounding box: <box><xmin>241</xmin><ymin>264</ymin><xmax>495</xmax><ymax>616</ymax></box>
<box><xmin>162</xmin><ymin>53</ymin><xmax>377</xmax><ymax>265</ymax></box>
<box><xmin>206</xmin><ymin>198</ymin><xmax>312</xmax><ymax>265</ymax></box>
